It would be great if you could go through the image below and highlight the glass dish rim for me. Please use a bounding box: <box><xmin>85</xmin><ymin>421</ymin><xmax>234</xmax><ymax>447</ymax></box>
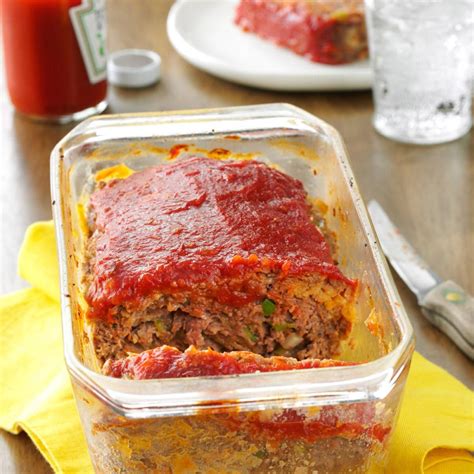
<box><xmin>51</xmin><ymin>103</ymin><xmax>414</xmax><ymax>418</ymax></box>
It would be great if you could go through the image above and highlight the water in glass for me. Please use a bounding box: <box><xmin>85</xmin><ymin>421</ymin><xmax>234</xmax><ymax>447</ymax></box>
<box><xmin>365</xmin><ymin>0</ymin><xmax>473</xmax><ymax>144</ymax></box>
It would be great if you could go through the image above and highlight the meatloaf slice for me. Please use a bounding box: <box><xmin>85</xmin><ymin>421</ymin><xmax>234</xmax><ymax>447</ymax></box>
<box><xmin>103</xmin><ymin>345</ymin><xmax>354</xmax><ymax>379</ymax></box>
<box><xmin>235</xmin><ymin>0</ymin><xmax>368</xmax><ymax>65</ymax></box>
<box><xmin>85</xmin><ymin>157</ymin><xmax>357</xmax><ymax>363</ymax></box>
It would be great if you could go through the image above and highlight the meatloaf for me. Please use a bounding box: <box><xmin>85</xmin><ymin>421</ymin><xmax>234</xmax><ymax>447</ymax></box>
<box><xmin>84</xmin><ymin>156</ymin><xmax>357</xmax><ymax>363</ymax></box>
<box><xmin>100</xmin><ymin>347</ymin><xmax>388</xmax><ymax>474</ymax></box>
<box><xmin>235</xmin><ymin>0</ymin><xmax>368</xmax><ymax>65</ymax></box>
<box><xmin>103</xmin><ymin>345</ymin><xmax>354</xmax><ymax>379</ymax></box>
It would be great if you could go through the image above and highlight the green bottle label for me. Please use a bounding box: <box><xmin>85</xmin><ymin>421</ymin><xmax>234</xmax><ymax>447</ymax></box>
<box><xmin>70</xmin><ymin>0</ymin><xmax>107</xmax><ymax>84</ymax></box>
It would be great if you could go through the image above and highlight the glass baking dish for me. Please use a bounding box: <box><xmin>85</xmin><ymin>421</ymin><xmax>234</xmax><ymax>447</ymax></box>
<box><xmin>51</xmin><ymin>104</ymin><xmax>414</xmax><ymax>473</ymax></box>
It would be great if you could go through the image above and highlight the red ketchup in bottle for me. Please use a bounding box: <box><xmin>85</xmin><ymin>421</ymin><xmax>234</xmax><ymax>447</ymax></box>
<box><xmin>2</xmin><ymin>0</ymin><xmax>107</xmax><ymax>122</ymax></box>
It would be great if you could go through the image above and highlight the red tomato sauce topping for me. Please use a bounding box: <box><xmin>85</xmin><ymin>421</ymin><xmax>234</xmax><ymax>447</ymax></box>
<box><xmin>235</xmin><ymin>0</ymin><xmax>367</xmax><ymax>65</ymax></box>
<box><xmin>104</xmin><ymin>345</ymin><xmax>353</xmax><ymax>379</ymax></box>
<box><xmin>86</xmin><ymin>157</ymin><xmax>355</xmax><ymax>320</ymax></box>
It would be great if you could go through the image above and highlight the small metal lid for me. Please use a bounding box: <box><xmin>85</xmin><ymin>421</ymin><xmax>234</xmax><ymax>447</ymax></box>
<box><xmin>108</xmin><ymin>49</ymin><xmax>161</xmax><ymax>88</ymax></box>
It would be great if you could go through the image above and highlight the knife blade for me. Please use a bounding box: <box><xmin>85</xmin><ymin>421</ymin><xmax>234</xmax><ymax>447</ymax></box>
<box><xmin>367</xmin><ymin>200</ymin><xmax>441</xmax><ymax>302</ymax></box>
<box><xmin>368</xmin><ymin>200</ymin><xmax>474</xmax><ymax>360</ymax></box>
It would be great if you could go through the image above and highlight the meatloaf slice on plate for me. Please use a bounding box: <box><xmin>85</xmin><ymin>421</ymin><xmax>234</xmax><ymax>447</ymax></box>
<box><xmin>84</xmin><ymin>157</ymin><xmax>357</xmax><ymax>363</ymax></box>
<box><xmin>235</xmin><ymin>0</ymin><xmax>368</xmax><ymax>65</ymax></box>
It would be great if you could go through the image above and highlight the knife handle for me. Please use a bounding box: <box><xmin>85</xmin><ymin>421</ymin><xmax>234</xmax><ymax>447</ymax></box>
<box><xmin>421</xmin><ymin>280</ymin><xmax>474</xmax><ymax>360</ymax></box>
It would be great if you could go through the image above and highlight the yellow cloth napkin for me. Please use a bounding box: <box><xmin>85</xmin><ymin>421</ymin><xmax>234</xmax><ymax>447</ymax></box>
<box><xmin>0</xmin><ymin>222</ymin><xmax>473</xmax><ymax>474</ymax></box>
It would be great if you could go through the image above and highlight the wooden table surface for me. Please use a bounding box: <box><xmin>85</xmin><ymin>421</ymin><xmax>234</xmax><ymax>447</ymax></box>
<box><xmin>1</xmin><ymin>1</ymin><xmax>472</xmax><ymax>472</ymax></box>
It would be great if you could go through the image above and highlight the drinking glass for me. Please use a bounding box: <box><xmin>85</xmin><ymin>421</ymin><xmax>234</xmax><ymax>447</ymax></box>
<box><xmin>365</xmin><ymin>0</ymin><xmax>473</xmax><ymax>144</ymax></box>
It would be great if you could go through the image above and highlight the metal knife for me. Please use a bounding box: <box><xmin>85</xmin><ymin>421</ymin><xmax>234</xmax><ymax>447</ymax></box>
<box><xmin>368</xmin><ymin>200</ymin><xmax>474</xmax><ymax>360</ymax></box>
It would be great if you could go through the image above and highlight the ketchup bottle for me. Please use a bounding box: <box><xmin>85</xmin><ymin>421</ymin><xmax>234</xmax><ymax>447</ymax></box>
<box><xmin>2</xmin><ymin>0</ymin><xmax>107</xmax><ymax>123</ymax></box>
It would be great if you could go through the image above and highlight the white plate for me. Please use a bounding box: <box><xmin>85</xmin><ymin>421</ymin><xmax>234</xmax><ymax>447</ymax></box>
<box><xmin>167</xmin><ymin>0</ymin><xmax>372</xmax><ymax>91</ymax></box>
